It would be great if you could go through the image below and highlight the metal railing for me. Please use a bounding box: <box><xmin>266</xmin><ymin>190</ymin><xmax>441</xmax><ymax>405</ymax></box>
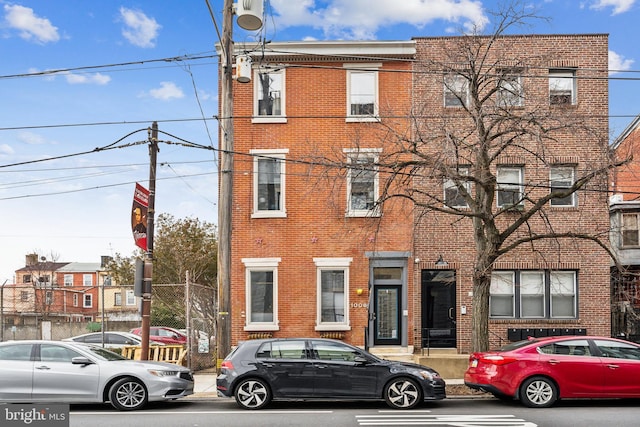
<box><xmin>421</xmin><ymin>327</ymin><xmax>457</xmax><ymax>355</ymax></box>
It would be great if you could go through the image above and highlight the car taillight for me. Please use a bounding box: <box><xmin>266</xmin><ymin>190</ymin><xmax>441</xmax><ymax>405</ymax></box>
<box><xmin>479</xmin><ymin>355</ymin><xmax>517</xmax><ymax>366</ymax></box>
<box><xmin>220</xmin><ymin>360</ymin><xmax>234</xmax><ymax>371</ymax></box>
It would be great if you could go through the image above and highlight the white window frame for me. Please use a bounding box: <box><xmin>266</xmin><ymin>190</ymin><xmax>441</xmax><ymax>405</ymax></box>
<box><xmin>520</xmin><ymin>271</ymin><xmax>545</xmax><ymax>318</ymax></box>
<box><xmin>444</xmin><ymin>167</ymin><xmax>470</xmax><ymax>208</ymax></box>
<box><xmin>314</xmin><ymin>258</ymin><xmax>352</xmax><ymax>331</ymax></box>
<box><xmin>550</xmin><ymin>166</ymin><xmax>576</xmax><ymax>207</ymax></box>
<box><xmin>549</xmin><ymin>69</ymin><xmax>577</xmax><ymax>105</ymax></box>
<box><xmin>253</xmin><ymin>68</ymin><xmax>286</xmax><ymax>123</ymax></box>
<box><xmin>444</xmin><ymin>73</ymin><xmax>469</xmax><ymax>107</ymax></box>
<box><xmin>73</xmin><ymin>293</ymin><xmax>78</xmax><ymax>307</ymax></box>
<box><xmin>490</xmin><ymin>271</ymin><xmax>515</xmax><ymax>317</ymax></box>
<box><xmin>126</xmin><ymin>290</ymin><xmax>136</xmax><ymax>306</ymax></box>
<box><xmin>346</xmin><ymin>63</ymin><xmax>380</xmax><ymax>122</ymax></box>
<box><xmin>344</xmin><ymin>148</ymin><xmax>381</xmax><ymax>217</ymax></box>
<box><xmin>64</xmin><ymin>274</ymin><xmax>73</xmax><ymax>286</ymax></box>
<box><xmin>550</xmin><ymin>271</ymin><xmax>576</xmax><ymax>318</ymax></box>
<box><xmin>497</xmin><ymin>73</ymin><xmax>524</xmax><ymax>107</ymax></box>
<box><xmin>497</xmin><ymin>167</ymin><xmax>524</xmax><ymax>208</ymax></box>
<box><xmin>622</xmin><ymin>213</ymin><xmax>640</xmax><ymax>247</ymax></box>
<box><xmin>83</xmin><ymin>274</ymin><xmax>93</xmax><ymax>287</ymax></box>
<box><xmin>242</xmin><ymin>258</ymin><xmax>281</xmax><ymax>332</ymax></box>
<box><xmin>114</xmin><ymin>292</ymin><xmax>122</xmax><ymax>306</ymax></box>
<box><xmin>83</xmin><ymin>294</ymin><xmax>92</xmax><ymax>308</ymax></box>
<box><xmin>251</xmin><ymin>149</ymin><xmax>288</xmax><ymax>218</ymax></box>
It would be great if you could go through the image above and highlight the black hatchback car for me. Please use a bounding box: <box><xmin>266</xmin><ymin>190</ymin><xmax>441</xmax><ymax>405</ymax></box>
<box><xmin>217</xmin><ymin>338</ymin><xmax>446</xmax><ymax>409</ymax></box>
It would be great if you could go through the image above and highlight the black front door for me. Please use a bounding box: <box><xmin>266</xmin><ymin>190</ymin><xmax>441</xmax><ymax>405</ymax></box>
<box><xmin>421</xmin><ymin>270</ymin><xmax>456</xmax><ymax>348</ymax></box>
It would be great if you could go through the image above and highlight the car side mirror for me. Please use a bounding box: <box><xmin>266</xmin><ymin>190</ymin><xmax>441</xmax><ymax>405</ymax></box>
<box><xmin>72</xmin><ymin>357</ymin><xmax>94</xmax><ymax>366</ymax></box>
<box><xmin>354</xmin><ymin>355</ymin><xmax>368</xmax><ymax>364</ymax></box>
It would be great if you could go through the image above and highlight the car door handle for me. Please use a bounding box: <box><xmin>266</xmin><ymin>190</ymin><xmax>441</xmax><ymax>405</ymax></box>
<box><xmin>548</xmin><ymin>359</ymin><xmax>561</xmax><ymax>365</ymax></box>
<box><xmin>315</xmin><ymin>364</ymin><xmax>328</xmax><ymax>369</ymax></box>
<box><xmin>607</xmin><ymin>364</ymin><xmax>620</xmax><ymax>370</ymax></box>
<box><xmin>36</xmin><ymin>365</ymin><xmax>51</xmax><ymax>370</ymax></box>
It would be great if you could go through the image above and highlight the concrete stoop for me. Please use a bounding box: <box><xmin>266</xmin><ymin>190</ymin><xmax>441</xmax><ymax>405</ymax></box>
<box><xmin>369</xmin><ymin>346</ymin><xmax>469</xmax><ymax>380</ymax></box>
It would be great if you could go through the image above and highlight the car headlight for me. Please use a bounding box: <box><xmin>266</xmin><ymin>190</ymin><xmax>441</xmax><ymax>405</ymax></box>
<box><xmin>148</xmin><ymin>369</ymin><xmax>178</xmax><ymax>377</ymax></box>
<box><xmin>417</xmin><ymin>370</ymin><xmax>435</xmax><ymax>381</ymax></box>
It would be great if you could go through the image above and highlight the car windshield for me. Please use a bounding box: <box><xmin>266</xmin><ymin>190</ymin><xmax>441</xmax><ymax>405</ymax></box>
<box><xmin>82</xmin><ymin>345</ymin><xmax>128</xmax><ymax>361</ymax></box>
<box><xmin>497</xmin><ymin>339</ymin><xmax>540</xmax><ymax>352</ymax></box>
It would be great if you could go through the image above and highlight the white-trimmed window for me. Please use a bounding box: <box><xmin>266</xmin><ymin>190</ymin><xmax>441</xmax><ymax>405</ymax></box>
<box><xmin>490</xmin><ymin>272</ymin><xmax>515</xmax><ymax>317</ymax></box>
<box><xmin>345</xmin><ymin>149</ymin><xmax>380</xmax><ymax>217</ymax></box>
<box><xmin>253</xmin><ymin>68</ymin><xmax>286</xmax><ymax>123</ymax></box>
<box><xmin>497</xmin><ymin>73</ymin><xmax>524</xmax><ymax>107</ymax></box>
<box><xmin>243</xmin><ymin>258</ymin><xmax>280</xmax><ymax>331</ymax></box>
<box><xmin>622</xmin><ymin>213</ymin><xmax>640</xmax><ymax>247</ymax></box>
<box><xmin>45</xmin><ymin>291</ymin><xmax>53</xmax><ymax>306</ymax></box>
<box><xmin>497</xmin><ymin>167</ymin><xmax>524</xmax><ymax>208</ymax></box>
<box><xmin>64</xmin><ymin>274</ymin><xmax>73</xmax><ymax>286</ymax></box>
<box><xmin>251</xmin><ymin>149</ymin><xmax>288</xmax><ymax>218</ymax></box>
<box><xmin>550</xmin><ymin>167</ymin><xmax>576</xmax><ymax>207</ymax></box>
<box><xmin>83</xmin><ymin>294</ymin><xmax>92</xmax><ymax>308</ymax></box>
<box><xmin>83</xmin><ymin>274</ymin><xmax>92</xmax><ymax>287</ymax></box>
<box><xmin>114</xmin><ymin>292</ymin><xmax>122</xmax><ymax>306</ymax></box>
<box><xmin>549</xmin><ymin>69</ymin><xmax>577</xmax><ymax>105</ymax></box>
<box><xmin>444</xmin><ymin>168</ymin><xmax>470</xmax><ymax>208</ymax></box>
<box><xmin>550</xmin><ymin>271</ymin><xmax>576</xmax><ymax>318</ymax></box>
<box><xmin>314</xmin><ymin>258</ymin><xmax>352</xmax><ymax>331</ymax></box>
<box><xmin>520</xmin><ymin>271</ymin><xmax>545</xmax><ymax>318</ymax></box>
<box><xmin>444</xmin><ymin>73</ymin><xmax>469</xmax><ymax>107</ymax></box>
<box><xmin>126</xmin><ymin>290</ymin><xmax>136</xmax><ymax>306</ymax></box>
<box><xmin>73</xmin><ymin>294</ymin><xmax>78</xmax><ymax>307</ymax></box>
<box><xmin>491</xmin><ymin>270</ymin><xmax>577</xmax><ymax>319</ymax></box>
<box><xmin>346</xmin><ymin>64</ymin><xmax>379</xmax><ymax>121</ymax></box>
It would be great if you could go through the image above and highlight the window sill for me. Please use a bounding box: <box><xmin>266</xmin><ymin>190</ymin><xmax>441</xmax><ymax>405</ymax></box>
<box><xmin>251</xmin><ymin>116</ymin><xmax>287</xmax><ymax>124</ymax></box>
<box><xmin>345</xmin><ymin>210</ymin><xmax>381</xmax><ymax>218</ymax></box>
<box><xmin>346</xmin><ymin>116</ymin><xmax>380</xmax><ymax>123</ymax></box>
<box><xmin>244</xmin><ymin>324</ymin><xmax>279</xmax><ymax>332</ymax></box>
<box><xmin>251</xmin><ymin>211</ymin><xmax>287</xmax><ymax>219</ymax></box>
<box><xmin>315</xmin><ymin>325</ymin><xmax>351</xmax><ymax>332</ymax></box>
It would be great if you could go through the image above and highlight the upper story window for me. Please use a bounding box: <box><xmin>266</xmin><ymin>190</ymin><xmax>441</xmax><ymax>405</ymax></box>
<box><xmin>490</xmin><ymin>270</ymin><xmax>577</xmax><ymax>319</ymax></box>
<box><xmin>497</xmin><ymin>72</ymin><xmax>524</xmax><ymax>107</ymax></box>
<box><xmin>550</xmin><ymin>166</ymin><xmax>576</xmax><ymax>207</ymax></box>
<box><xmin>83</xmin><ymin>274</ymin><xmax>92</xmax><ymax>287</ymax></box>
<box><xmin>497</xmin><ymin>167</ymin><xmax>524</xmax><ymax>209</ymax></box>
<box><xmin>549</xmin><ymin>69</ymin><xmax>576</xmax><ymax>105</ymax></box>
<box><xmin>251</xmin><ymin>149</ymin><xmax>288</xmax><ymax>218</ymax></box>
<box><xmin>22</xmin><ymin>274</ymin><xmax>31</xmax><ymax>284</ymax></box>
<box><xmin>444</xmin><ymin>73</ymin><xmax>469</xmax><ymax>107</ymax></box>
<box><xmin>346</xmin><ymin>64</ymin><xmax>379</xmax><ymax>121</ymax></box>
<box><xmin>253</xmin><ymin>69</ymin><xmax>285</xmax><ymax>123</ymax></box>
<box><xmin>242</xmin><ymin>258</ymin><xmax>281</xmax><ymax>331</ymax></box>
<box><xmin>64</xmin><ymin>274</ymin><xmax>73</xmax><ymax>286</ymax></box>
<box><xmin>622</xmin><ymin>213</ymin><xmax>640</xmax><ymax>247</ymax></box>
<box><xmin>345</xmin><ymin>149</ymin><xmax>380</xmax><ymax>217</ymax></box>
<box><xmin>444</xmin><ymin>168</ymin><xmax>470</xmax><ymax>208</ymax></box>
<box><xmin>83</xmin><ymin>294</ymin><xmax>92</xmax><ymax>308</ymax></box>
<box><xmin>315</xmin><ymin>258</ymin><xmax>352</xmax><ymax>331</ymax></box>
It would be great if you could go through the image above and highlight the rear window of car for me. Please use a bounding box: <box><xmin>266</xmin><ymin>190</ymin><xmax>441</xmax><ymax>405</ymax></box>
<box><xmin>256</xmin><ymin>341</ymin><xmax>306</xmax><ymax>360</ymax></box>
<box><xmin>498</xmin><ymin>339</ymin><xmax>541</xmax><ymax>352</ymax></box>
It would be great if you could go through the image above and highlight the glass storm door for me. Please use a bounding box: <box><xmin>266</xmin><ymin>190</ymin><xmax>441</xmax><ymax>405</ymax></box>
<box><xmin>421</xmin><ymin>270</ymin><xmax>457</xmax><ymax>348</ymax></box>
<box><xmin>374</xmin><ymin>286</ymin><xmax>401</xmax><ymax>345</ymax></box>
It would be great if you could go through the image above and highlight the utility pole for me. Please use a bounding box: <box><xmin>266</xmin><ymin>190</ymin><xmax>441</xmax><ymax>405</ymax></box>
<box><xmin>141</xmin><ymin>121</ymin><xmax>158</xmax><ymax>360</ymax></box>
<box><xmin>217</xmin><ymin>0</ymin><xmax>234</xmax><ymax>369</ymax></box>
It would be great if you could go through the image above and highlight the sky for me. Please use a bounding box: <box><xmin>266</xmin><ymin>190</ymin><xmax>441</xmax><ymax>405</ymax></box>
<box><xmin>0</xmin><ymin>0</ymin><xmax>638</xmax><ymax>283</ymax></box>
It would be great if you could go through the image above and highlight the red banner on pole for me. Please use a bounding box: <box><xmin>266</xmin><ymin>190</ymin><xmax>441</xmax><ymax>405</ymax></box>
<box><xmin>132</xmin><ymin>183</ymin><xmax>149</xmax><ymax>251</ymax></box>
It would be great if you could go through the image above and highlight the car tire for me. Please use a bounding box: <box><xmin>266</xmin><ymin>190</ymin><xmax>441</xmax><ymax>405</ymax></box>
<box><xmin>234</xmin><ymin>378</ymin><xmax>271</xmax><ymax>410</ymax></box>
<box><xmin>109</xmin><ymin>377</ymin><xmax>148</xmax><ymax>411</ymax></box>
<box><xmin>519</xmin><ymin>376</ymin><xmax>558</xmax><ymax>408</ymax></box>
<box><xmin>384</xmin><ymin>377</ymin><xmax>422</xmax><ymax>409</ymax></box>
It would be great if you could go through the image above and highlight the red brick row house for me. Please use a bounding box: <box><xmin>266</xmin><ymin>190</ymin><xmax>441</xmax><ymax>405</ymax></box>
<box><xmin>220</xmin><ymin>33</ymin><xmax>612</xmax><ymax>355</ymax></box>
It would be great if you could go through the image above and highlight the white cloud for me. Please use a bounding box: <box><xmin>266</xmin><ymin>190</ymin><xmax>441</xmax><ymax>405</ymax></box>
<box><xmin>148</xmin><ymin>81</ymin><xmax>184</xmax><ymax>100</ymax></box>
<box><xmin>609</xmin><ymin>50</ymin><xmax>634</xmax><ymax>75</ymax></box>
<box><xmin>590</xmin><ymin>0</ymin><xmax>635</xmax><ymax>15</ymax></box>
<box><xmin>64</xmin><ymin>72</ymin><xmax>111</xmax><ymax>85</ymax></box>
<box><xmin>17</xmin><ymin>131</ymin><xmax>47</xmax><ymax>145</ymax></box>
<box><xmin>0</xmin><ymin>144</ymin><xmax>14</xmax><ymax>156</ymax></box>
<box><xmin>119</xmin><ymin>7</ymin><xmax>161</xmax><ymax>48</ymax></box>
<box><xmin>4</xmin><ymin>4</ymin><xmax>59</xmax><ymax>44</ymax></box>
<box><xmin>269</xmin><ymin>0</ymin><xmax>488</xmax><ymax>39</ymax></box>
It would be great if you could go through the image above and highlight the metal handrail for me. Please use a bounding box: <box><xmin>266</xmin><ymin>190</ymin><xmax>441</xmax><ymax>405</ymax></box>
<box><xmin>421</xmin><ymin>327</ymin><xmax>457</xmax><ymax>356</ymax></box>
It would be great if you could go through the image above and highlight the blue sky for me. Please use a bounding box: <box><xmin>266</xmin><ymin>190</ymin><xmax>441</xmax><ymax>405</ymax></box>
<box><xmin>0</xmin><ymin>0</ymin><xmax>637</xmax><ymax>283</ymax></box>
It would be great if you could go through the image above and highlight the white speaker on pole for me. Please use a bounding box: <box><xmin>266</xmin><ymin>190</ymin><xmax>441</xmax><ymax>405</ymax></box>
<box><xmin>235</xmin><ymin>0</ymin><xmax>264</xmax><ymax>31</ymax></box>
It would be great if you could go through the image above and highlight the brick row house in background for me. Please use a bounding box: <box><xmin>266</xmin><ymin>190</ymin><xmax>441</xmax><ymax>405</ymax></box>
<box><xmin>221</xmin><ymin>33</ymin><xmax>612</xmax><ymax>355</ymax></box>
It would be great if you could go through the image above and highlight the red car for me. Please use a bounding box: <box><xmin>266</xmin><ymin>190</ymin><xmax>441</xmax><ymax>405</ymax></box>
<box><xmin>464</xmin><ymin>335</ymin><xmax>640</xmax><ymax>408</ymax></box>
<box><xmin>130</xmin><ymin>326</ymin><xmax>187</xmax><ymax>345</ymax></box>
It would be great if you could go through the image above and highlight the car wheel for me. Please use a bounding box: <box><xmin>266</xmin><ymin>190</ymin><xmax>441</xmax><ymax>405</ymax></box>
<box><xmin>109</xmin><ymin>377</ymin><xmax>148</xmax><ymax>411</ymax></box>
<box><xmin>384</xmin><ymin>377</ymin><xmax>422</xmax><ymax>409</ymax></box>
<box><xmin>519</xmin><ymin>376</ymin><xmax>558</xmax><ymax>408</ymax></box>
<box><xmin>234</xmin><ymin>378</ymin><xmax>271</xmax><ymax>410</ymax></box>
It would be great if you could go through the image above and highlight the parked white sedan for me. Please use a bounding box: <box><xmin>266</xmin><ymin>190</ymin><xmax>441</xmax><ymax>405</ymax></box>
<box><xmin>0</xmin><ymin>340</ymin><xmax>194</xmax><ymax>410</ymax></box>
<box><xmin>62</xmin><ymin>331</ymin><xmax>165</xmax><ymax>349</ymax></box>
